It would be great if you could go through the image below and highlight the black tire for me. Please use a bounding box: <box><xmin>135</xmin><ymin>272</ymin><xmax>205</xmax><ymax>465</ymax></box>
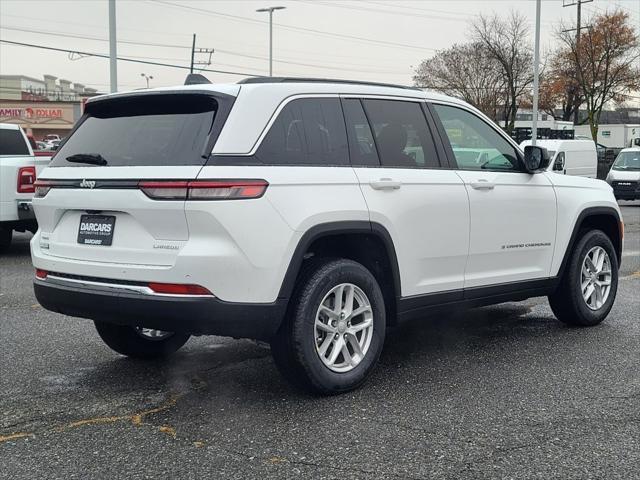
<box><xmin>549</xmin><ymin>229</ymin><xmax>619</xmax><ymax>327</ymax></box>
<box><xmin>271</xmin><ymin>258</ymin><xmax>386</xmax><ymax>395</ymax></box>
<box><xmin>94</xmin><ymin>321</ymin><xmax>190</xmax><ymax>359</ymax></box>
<box><xmin>0</xmin><ymin>227</ymin><xmax>12</xmax><ymax>253</ymax></box>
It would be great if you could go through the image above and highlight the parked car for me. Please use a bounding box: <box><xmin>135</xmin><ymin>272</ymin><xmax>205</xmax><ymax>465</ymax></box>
<box><xmin>44</xmin><ymin>139</ymin><xmax>62</xmax><ymax>150</ymax></box>
<box><xmin>31</xmin><ymin>78</ymin><xmax>623</xmax><ymax>394</ymax></box>
<box><xmin>0</xmin><ymin>124</ymin><xmax>51</xmax><ymax>251</ymax></box>
<box><xmin>43</xmin><ymin>134</ymin><xmax>61</xmax><ymax>143</ymax></box>
<box><xmin>606</xmin><ymin>147</ymin><xmax>640</xmax><ymax>200</ymax></box>
<box><xmin>520</xmin><ymin>139</ymin><xmax>597</xmax><ymax>178</ymax></box>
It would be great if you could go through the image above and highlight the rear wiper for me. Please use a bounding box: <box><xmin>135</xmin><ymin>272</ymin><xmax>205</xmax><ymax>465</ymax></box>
<box><xmin>66</xmin><ymin>153</ymin><xmax>107</xmax><ymax>166</ymax></box>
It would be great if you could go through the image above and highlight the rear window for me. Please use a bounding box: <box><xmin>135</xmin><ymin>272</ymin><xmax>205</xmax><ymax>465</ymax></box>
<box><xmin>0</xmin><ymin>129</ymin><xmax>30</xmax><ymax>156</ymax></box>
<box><xmin>51</xmin><ymin>94</ymin><xmax>219</xmax><ymax>167</ymax></box>
<box><xmin>255</xmin><ymin>98</ymin><xmax>349</xmax><ymax>166</ymax></box>
<box><xmin>362</xmin><ymin>99</ymin><xmax>440</xmax><ymax>169</ymax></box>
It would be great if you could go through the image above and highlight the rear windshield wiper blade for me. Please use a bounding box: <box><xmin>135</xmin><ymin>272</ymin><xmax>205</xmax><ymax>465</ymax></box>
<box><xmin>66</xmin><ymin>153</ymin><xmax>107</xmax><ymax>166</ymax></box>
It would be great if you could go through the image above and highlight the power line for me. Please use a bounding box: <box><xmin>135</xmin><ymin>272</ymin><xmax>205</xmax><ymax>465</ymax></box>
<box><xmin>1</xmin><ymin>12</ymin><xmax>418</xmax><ymax>63</ymax></box>
<box><xmin>0</xmin><ymin>39</ymin><xmax>263</xmax><ymax>77</ymax></box>
<box><xmin>363</xmin><ymin>0</ymin><xmax>474</xmax><ymax>17</ymax></box>
<box><xmin>0</xmin><ymin>25</ymin><xmax>412</xmax><ymax>75</ymax></box>
<box><xmin>0</xmin><ymin>25</ymin><xmax>192</xmax><ymax>50</ymax></box>
<box><xmin>294</xmin><ymin>0</ymin><xmax>469</xmax><ymax>22</ymax></box>
<box><xmin>149</xmin><ymin>0</ymin><xmax>437</xmax><ymax>52</ymax></box>
<box><xmin>0</xmin><ymin>13</ymin><xmax>192</xmax><ymax>39</ymax></box>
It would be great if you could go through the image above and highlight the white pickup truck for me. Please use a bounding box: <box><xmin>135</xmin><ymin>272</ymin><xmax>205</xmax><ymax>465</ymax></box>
<box><xmin>0</xmin><ymin>123</ymin><xmax>51</xmax><ymax>252</ymax></box>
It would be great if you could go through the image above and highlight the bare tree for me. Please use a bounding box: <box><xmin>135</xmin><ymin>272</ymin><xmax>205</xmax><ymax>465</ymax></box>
<box><xmin>472</xmin><ymin>11</ymin><xmax>534</xmax><ymax>133</ymax></box>
<box><xmin>557</xmin><ymin>10</ymin><xmax>640</xmax><ymax>140</ymax></box>
<box><xmin>537</xmin><ymin>48</ymin><xmax>584</xmax><ymax>121</ymax></box>
<box><xmin>413</xmin><ymin>42</ymin><xmax>505</xmax><ymax>121</ymax></box>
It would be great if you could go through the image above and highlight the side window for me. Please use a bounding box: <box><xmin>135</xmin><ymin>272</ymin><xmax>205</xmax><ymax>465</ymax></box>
<box><xmin>433</xmin><ymin>104</ymin><xmax>522</xmax><ymax>172</ymax></box>
<box><xmin>361</xmin><ymin>99</ymin><xmax>440</xmax><ymax>169</ymax></box>
<box><xmin>0</xmin><ymin>129</ymin><xmax>30</xmax><ymax>155</ymax></box>
<box><xmin>342</xmin><ymin>99</ymin><xmax>379</xmax><ymax>167</ymax></box>
<box><xmin>256</xmin><ymin>98</ymin><xmax>348</xmax><ymax>166</ymax></box>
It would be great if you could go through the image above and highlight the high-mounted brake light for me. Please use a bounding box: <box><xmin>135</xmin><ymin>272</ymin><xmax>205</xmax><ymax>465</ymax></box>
<box><xmin>33</xmin><ymin>180</ymin><xmax>54</xmax><ymax>198</ymax></box>
<box><xmin>147</xmin><ymin>282</ymin><xmax>212</xmax><ymax>296</ymax></box>
<box><xmin>17</xmin><ymin>166</ymin><xmax>36</xmax><ymax>193</ymax></box>
<box><xmin>138</xmin><ymin>179</ymin><xmax>268</xmax><ymax>200</ymax></box>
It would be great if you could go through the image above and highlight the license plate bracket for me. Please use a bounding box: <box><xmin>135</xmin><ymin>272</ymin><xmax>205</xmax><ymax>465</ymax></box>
<box><xmin>77</xmin><ymin>214</ymin><xmax>116</xmax><ymax>246</ymax></box>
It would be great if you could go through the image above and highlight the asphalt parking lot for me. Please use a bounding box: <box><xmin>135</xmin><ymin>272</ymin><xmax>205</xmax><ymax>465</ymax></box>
<box><xmin>1</xmin><ymin>202</ymin><xmax>639</xmax><ymax>480</ymax></box>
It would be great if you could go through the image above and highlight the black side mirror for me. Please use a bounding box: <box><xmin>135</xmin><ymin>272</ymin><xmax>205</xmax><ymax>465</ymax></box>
<box><xmin>524</xmin><ymin>145</ymin><xmax>551</xmax><ymax>173</ymax></box>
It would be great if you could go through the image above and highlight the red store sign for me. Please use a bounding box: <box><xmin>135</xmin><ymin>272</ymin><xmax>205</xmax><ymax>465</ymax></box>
<box><xmin>0</xmin><ymin>107</ymin><xmax>64</xmax><ymax>119</ymax></box>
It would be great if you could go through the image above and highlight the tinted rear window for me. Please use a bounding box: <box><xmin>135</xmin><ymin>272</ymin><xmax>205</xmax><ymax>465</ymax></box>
<box><xmin>51</xmin><ymin>94</ymin><xmax>218</xmax><ymax>167</ymax></box>
<box><xmin>362</xmin><ymin>99</ymin><xmax>440</xmax><ymax>169</ymax></box>
<box><xmin>256</xmin><ymin>98</ymin><xmax>349</xmax><ymax>166</ymax></box>
<box><xmin>0</xmin><ymin>129</ymin><xmax>30</xmax><ymax>156</ymax></box>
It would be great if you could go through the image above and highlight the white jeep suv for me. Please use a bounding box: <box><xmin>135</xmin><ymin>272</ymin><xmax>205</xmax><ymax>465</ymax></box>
<box><xmin>31</xmin><ymin>77</ymin><xmax>623</xmax><ymax>394</ymax></box>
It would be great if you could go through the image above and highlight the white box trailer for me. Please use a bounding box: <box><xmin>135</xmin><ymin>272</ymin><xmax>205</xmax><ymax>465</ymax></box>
<box><xmin>574</xmin><ymin>124</ymin><xmax>640</xmax><ymax>148</ymax></box>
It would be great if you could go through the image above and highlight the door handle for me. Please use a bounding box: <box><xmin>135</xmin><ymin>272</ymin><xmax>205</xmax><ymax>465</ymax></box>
<box><xmin>470</xmin><ymin>179</ymin><xmax>495</xmax><ymax>190</ymax></box>
<box><xmin>369</xmin><ymin>178</ymin><xmax>401</xmax><ymax>190</ymax></box>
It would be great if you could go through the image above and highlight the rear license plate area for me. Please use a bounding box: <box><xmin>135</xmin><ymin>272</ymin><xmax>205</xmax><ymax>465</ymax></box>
<box><xmin>77</xmin><ymin>214</ymin><xmax>116</xmax><ymax>246</ymax></box>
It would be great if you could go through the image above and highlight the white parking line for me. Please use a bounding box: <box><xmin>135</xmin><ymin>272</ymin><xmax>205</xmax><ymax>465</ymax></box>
<box><xmin>623</xmin><ymin>250</ymin><xmax>640</xmax><ymax>257</ymax></box>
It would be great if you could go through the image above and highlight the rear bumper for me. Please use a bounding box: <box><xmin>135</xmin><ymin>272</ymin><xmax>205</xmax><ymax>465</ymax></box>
<box><xmin>34</xmin><ymin>278</ymin><xmax>286</xmax><ymax>341</ymax></box>
<box><xmin>0</xmin><ymin>200</ymin><xmax>36</xmax><ymax>228</ymax></box>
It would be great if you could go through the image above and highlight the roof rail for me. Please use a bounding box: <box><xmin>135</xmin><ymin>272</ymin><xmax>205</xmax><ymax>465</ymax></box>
<box><xmin>185</xmin><ymin>73</ymin><xmax>211</xmax><ymax>85</ymax></box>
<box><xmin>237</xmin><ymin>77</ymin><xmax>421</xmax><ymax>91</ymax></box>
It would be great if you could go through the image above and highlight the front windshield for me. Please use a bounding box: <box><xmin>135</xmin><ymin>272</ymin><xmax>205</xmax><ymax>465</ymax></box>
<box><xmin>612</xmin><ymin>151</ymin><xmax>640</xmax><ymax>170</ymax></box>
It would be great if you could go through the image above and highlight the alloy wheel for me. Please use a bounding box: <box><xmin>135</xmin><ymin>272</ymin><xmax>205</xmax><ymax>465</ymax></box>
<box><xmin>314</xmin><ymin>283</ymin><xmax>374</xmax><ymax>373</ymax></box>
<box><xmin>581</xmin><ymin>246</ymin><xmax>612</xmax><ymax>310</ymax></box>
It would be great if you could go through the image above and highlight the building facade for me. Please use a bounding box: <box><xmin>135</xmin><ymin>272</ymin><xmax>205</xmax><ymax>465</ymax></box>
<box><xmin>0</xmin><ymin>74</ymin><xmax>99</xmax><ymax>141</ymax></box>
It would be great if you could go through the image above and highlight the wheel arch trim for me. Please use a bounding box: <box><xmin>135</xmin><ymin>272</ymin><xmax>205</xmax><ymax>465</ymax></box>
<box><xmin>556</xmin><ymin>206</ymin><xmax>623</xmax><ymax>278</ymax></box>
<box><xmin>277</xmin><ymin>221</ymin><xmax>401</xmax><ymax>301</ymax></box>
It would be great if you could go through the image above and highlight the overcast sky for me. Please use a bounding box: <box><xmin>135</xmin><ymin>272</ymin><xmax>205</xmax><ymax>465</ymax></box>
<box><xmin>1</xmin><ymin>0</ymin><xmax>639</xmax><ymax>99</ymax></box>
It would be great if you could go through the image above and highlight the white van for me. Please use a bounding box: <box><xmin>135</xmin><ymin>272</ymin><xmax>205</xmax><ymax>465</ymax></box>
<box><xmin>520</xmin><ymin>139</ymin><xmax>597</xmax><ymax>178</ymax></box>
<box><xmin>606</xmin><ymin>147</ymin><xmax>640</xmax><ymax>200</ymax></box>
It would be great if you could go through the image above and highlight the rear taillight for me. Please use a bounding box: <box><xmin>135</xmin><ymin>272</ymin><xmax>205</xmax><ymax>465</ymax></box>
<box><xmin>35</xmin><ymin>269</ymin><xmax>48</xmax><ymax>279</ymax></box>
<box><xmin>33</xmin><ymin>180</ymin><xmax>54</xmax><ymax>198</ymax></box>
<box><xmin>147</xmin><ymin>282</ymin><xmax>212</xmax><ymax>296</ymax></box>
<box><xmin>138</xmin><ymin>181</ymin><xmax>189</xmax><ymax>200</ymax></box>
<box><xmin>139</xmin><ymin>180</ymin><xmax>268</xmax><ymax>201</ymax></box>
<box><xmin>17</xmin><ymin>166</ymin><xmax>36</xmax><ymax>193</ymax></box>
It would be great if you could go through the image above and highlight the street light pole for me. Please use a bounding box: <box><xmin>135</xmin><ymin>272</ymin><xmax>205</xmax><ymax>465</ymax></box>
<box><xmin>532</xmin><ymin>0</ymin><xmax>541</xmax><ymax>147</ymax></box>
<box><xmin>256</xmin><ymin>6</ymin><xmax>286</xmax><ymax>77</ymax></box>
<box><xmin>140</xmin><ymin>73</ymin><xmax>153</xmax><ymax>88</ymax></box>
<box><xmin>108</xmin><ymin>0</ymin><xmax>117</xmax><ymax>92</ymax></box>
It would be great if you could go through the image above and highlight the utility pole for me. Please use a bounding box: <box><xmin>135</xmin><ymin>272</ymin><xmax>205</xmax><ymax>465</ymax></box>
<box><xmin>108</xmin><ymin>0</ymin><xmax>117</xmax><ymax>92</ymax></box>
<box><xmin>563</xmin><ymin>0</ymin><xmax>593</xmax><ymax>124</ymax></box>
<box><xmin>189</xmin><ymin>35</ymin><xmax>214</xmax><ymax>76</ymax></box>
<box><xmin>532</xmin><ymin>0</ymin><xmax>541</xmax><ymax>147</ymax></box>
<box><xmin>190</xmin><ymin>34</ymin><xmax>196</xmax><ymax>74</ymax></box>
<box><xmin>256</xmin><ymin>6</ymin><xmax>286</xmax><ymax>77</ymax></box>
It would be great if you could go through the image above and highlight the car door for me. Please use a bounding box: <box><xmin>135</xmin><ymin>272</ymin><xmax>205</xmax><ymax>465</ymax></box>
<box><xmin>344</xmin><ymin>97</ymin><xmax>470</xmax><ymax>298</ymax></box>
<box><xmin>429</xmin><ymin>102</ymin><xmax>557</xmax><ymax>289</ymax></box>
